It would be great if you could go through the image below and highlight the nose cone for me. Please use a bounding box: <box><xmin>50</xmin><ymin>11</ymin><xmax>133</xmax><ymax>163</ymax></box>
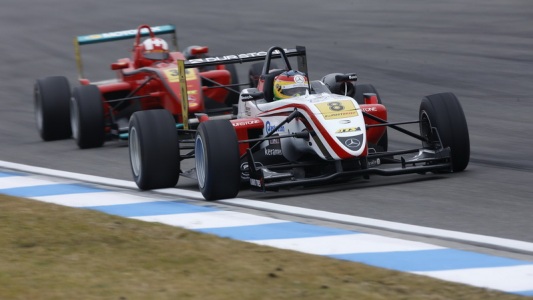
<box><xmin>337</xmin><ymin>134</ymin><xmax>364</xmax><ymax>152</ymax></box>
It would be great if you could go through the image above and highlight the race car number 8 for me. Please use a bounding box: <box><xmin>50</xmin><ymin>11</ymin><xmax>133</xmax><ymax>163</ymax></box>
<box><xmin>315</xmin><ymin>100</ymin><xmax>358</xmax><ymax>120</ymax></box>
<box><xmin>328</xmin><ymin>101</ymin><xmax>344</xmax><ymax>111</ymax></box>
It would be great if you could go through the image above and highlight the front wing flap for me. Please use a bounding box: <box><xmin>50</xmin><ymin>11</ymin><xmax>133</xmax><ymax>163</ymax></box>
<box><xmin>247</xmin><ymin>147</ymin><xmax>453</xmax><ymax>192</ymax></box>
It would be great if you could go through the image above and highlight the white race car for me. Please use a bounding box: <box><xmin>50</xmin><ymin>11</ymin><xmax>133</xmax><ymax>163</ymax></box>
<box><xmin>128</xmin><ymin>46</ymin><xmax>470</xmax><ymax>200</ymax></box>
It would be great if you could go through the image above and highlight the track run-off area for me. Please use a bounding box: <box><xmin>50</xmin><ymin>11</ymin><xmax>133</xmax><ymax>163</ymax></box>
<box><xmin>1</xmin><ymin>160</ymin><xmax>533</xmax><ymax>296</ymax></box>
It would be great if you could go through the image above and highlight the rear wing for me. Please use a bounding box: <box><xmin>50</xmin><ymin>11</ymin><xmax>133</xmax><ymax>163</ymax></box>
<box><xmin>74</xmin><ymin>24</ymin><xmax>178</xmax><ymax>79</ymax></box>
<box><xmin>177</xmin><ymin>46</ymin><xmax>307</xmax><ymax>129</ymax></box>
<box><xmin>182</xmin><ymin>46</ymin><xmax>307</xmax><ymax>71</ymax></box>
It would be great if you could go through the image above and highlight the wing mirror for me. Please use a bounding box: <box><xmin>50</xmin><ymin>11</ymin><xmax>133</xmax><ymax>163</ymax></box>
<box><xmin>111</xmin><ymin>62</ymin><xmax>129</xmax><ymax>70</ymax></box>
<box><xmin>190</xmin><ymin>46</ymin><xmax>209</xmax><ymax>56</ymax></box>
<box><xmin>335</xmin><ymin>73</ymin><xmax>357</xmax><ymax>82</ymax></box>
<box><xmin>241</xmin><ymin>91</ymin><xmax>265</xmax><ymax>102</ymax></box>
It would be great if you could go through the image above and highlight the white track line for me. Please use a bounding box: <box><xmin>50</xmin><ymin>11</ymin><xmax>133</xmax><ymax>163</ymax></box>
<box><xmin>251</xmin><ymin>233</ymin><xmax>444</xmax><ymax>255</ymax></box>
<box><xmin>133</xmin><ymin>210</ymin><xmax>288</xmax><ymax>229</ymax></box>
<box><xmin>33</xmin><ymin>192</ymin><xmax>161</xmax><ymax>207</ymax></box>
<box><xmin>415</xmin><ymin>265</ymin><xmax>533</xmax><ymax>292</ymax></box>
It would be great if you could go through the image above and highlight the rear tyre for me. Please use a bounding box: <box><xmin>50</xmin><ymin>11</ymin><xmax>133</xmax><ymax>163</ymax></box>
<box><xmin>129</xmin><ymin>109</ymin><xmax>180</xmax><ymax>190</ymax></box>
<box><xmin>71</xmin><ymin>85</ymin><xmax>105</xmax><ymax>149</ymax></box>
<box><xmin>419</xmin><ymin>92</ymin><xmax>470</xmax><ymax>172</ymax></box>
<box><xmin>355</xmin><ymin>84</ymin><xmax>388</xmax><ymax>152</ymax></box>
<box><xmin>224</xmin><ymin>63</ymin><xmax>240</xmax><ymax>107</ymax></box>
<box><xmin>188</xmin><ymin>51</ymin><xmax>240</xmax><ymax>108</ymax></box>
<box><xmin>34</xmin><ymin>76</ymin><xmax>72</xmax><ymax>141</ymax></box>
<box><xmin>248</xmin><ymin>62</ymin><xmax>278</xmax><ymax>88</ymax></box>
<box><xmin>195</xmin><ymin>119</ymin><xmax>240</xmax><ymax>200</ymax></box>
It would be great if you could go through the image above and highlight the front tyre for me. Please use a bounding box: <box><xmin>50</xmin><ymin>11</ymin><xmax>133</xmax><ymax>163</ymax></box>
<box><xmin>129</xmin><ymin>109</ymin><xmax>180</xmax><ymax>190</ymax></box>
<box><xmin>34</xmin><ymin>76</ymin><xmax>72</xmax><ymax>141</ymax></box>
<box><xmin>419</xmin><ymin>92</ymin><xmax>470</xmax><ymax>172</ymax></box>
<box><xmin>195</xmin><ymin>120</ymin><xmax>240</xmax><ymax>200</ymax></box>
<box><xmin>71</xmin><ymin>85</ymin><xmax>105</xmax><ymax>149</ymax></box>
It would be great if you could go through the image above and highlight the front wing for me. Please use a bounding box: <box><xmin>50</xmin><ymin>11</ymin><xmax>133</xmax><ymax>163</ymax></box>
<box><xmin>246</xmin><ymin>146</ymin><xmax>453</xmax><ymax>192</ymax></box>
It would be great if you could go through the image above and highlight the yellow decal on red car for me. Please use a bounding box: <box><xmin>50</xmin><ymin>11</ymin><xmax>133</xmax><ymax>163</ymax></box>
<box><xmin>164</xmin><ymin>68</ymin><xmax>197</xmax><ymax>82</ymax></box>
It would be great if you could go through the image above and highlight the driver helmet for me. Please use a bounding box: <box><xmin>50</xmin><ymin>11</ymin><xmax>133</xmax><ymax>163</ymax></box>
<box><xmin>273</xmin><ymin>70</ymin><xmax>309</xmax><ymax>100</ymax></box>
<box><xmin>141</xmin><ymin>37</ymin><xmax>170</xmax><ymax>61</ymax></box>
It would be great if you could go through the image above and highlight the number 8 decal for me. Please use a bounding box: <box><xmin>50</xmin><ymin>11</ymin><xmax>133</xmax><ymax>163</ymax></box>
<box><xmin>328</xmin><ymin>101</ymin><xmax>344</xmax><ymax>111</ymax></box>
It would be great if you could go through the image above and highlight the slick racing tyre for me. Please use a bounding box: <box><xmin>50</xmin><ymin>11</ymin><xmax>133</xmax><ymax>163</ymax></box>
<box><xmin>224</xmin><ymin>62</ymin><xmax>240</xmax><ymax>107</ymax></box>
<box><xmin>195</xmin><ymin>119</ymin><xmax>240</xmax><ymax>200</ymax></box>
<box><xmin>129</xmin><ymin>109</ymin><xmax>180</xmax><ymax>190</ymax></box>
<box><xmin>34</xmin><ymin>76</ymin><xmax>72</xmax><ymax>141</ymax></box>
<box><xmin>71</xmin><ymin>85</ymin><xmax>105</xmax><ymax>149</ymax></box>
<box><xmin>419</xmin><ymin>92</ymin><xmax>470</xmax><ymax>172</ymax></box>
<box><xmin>354</xmin><ymin>84</ymin><xmax>380</xmax><ymax>105</ymax></box>
<box><xmin>188</xmin><ymin>50</ymin><xmax>240</xmax><ymax>108</ymax></box>
<box><xmin>355</xmin><ymin>84</ymin><xmax>388</xmax><ymax>152</ymax></box>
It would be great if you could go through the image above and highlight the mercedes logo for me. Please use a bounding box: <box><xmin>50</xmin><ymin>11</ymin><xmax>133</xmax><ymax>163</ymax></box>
<box><xmin>294</xmin><ymin>75</ymin><xmax>305</xmax><ymax>83</ymax></box>
<box><xmin>344</xmin><ymin>138</ymin><xmax>360</xmax><ymax>148</ymax></box>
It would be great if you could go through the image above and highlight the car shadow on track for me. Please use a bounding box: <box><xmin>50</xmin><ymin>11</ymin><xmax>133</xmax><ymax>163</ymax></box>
<box><xmin>237</xmin><ymin>173</ymin><xmax>450</xmax><ymax>201</ymax></box>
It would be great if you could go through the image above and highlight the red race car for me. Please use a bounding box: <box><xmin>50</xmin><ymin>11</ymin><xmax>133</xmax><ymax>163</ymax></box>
<box><xmin>34</xmin><ymin>24</ymin><xmax>239</xmax><ymax>148</ymax></box>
